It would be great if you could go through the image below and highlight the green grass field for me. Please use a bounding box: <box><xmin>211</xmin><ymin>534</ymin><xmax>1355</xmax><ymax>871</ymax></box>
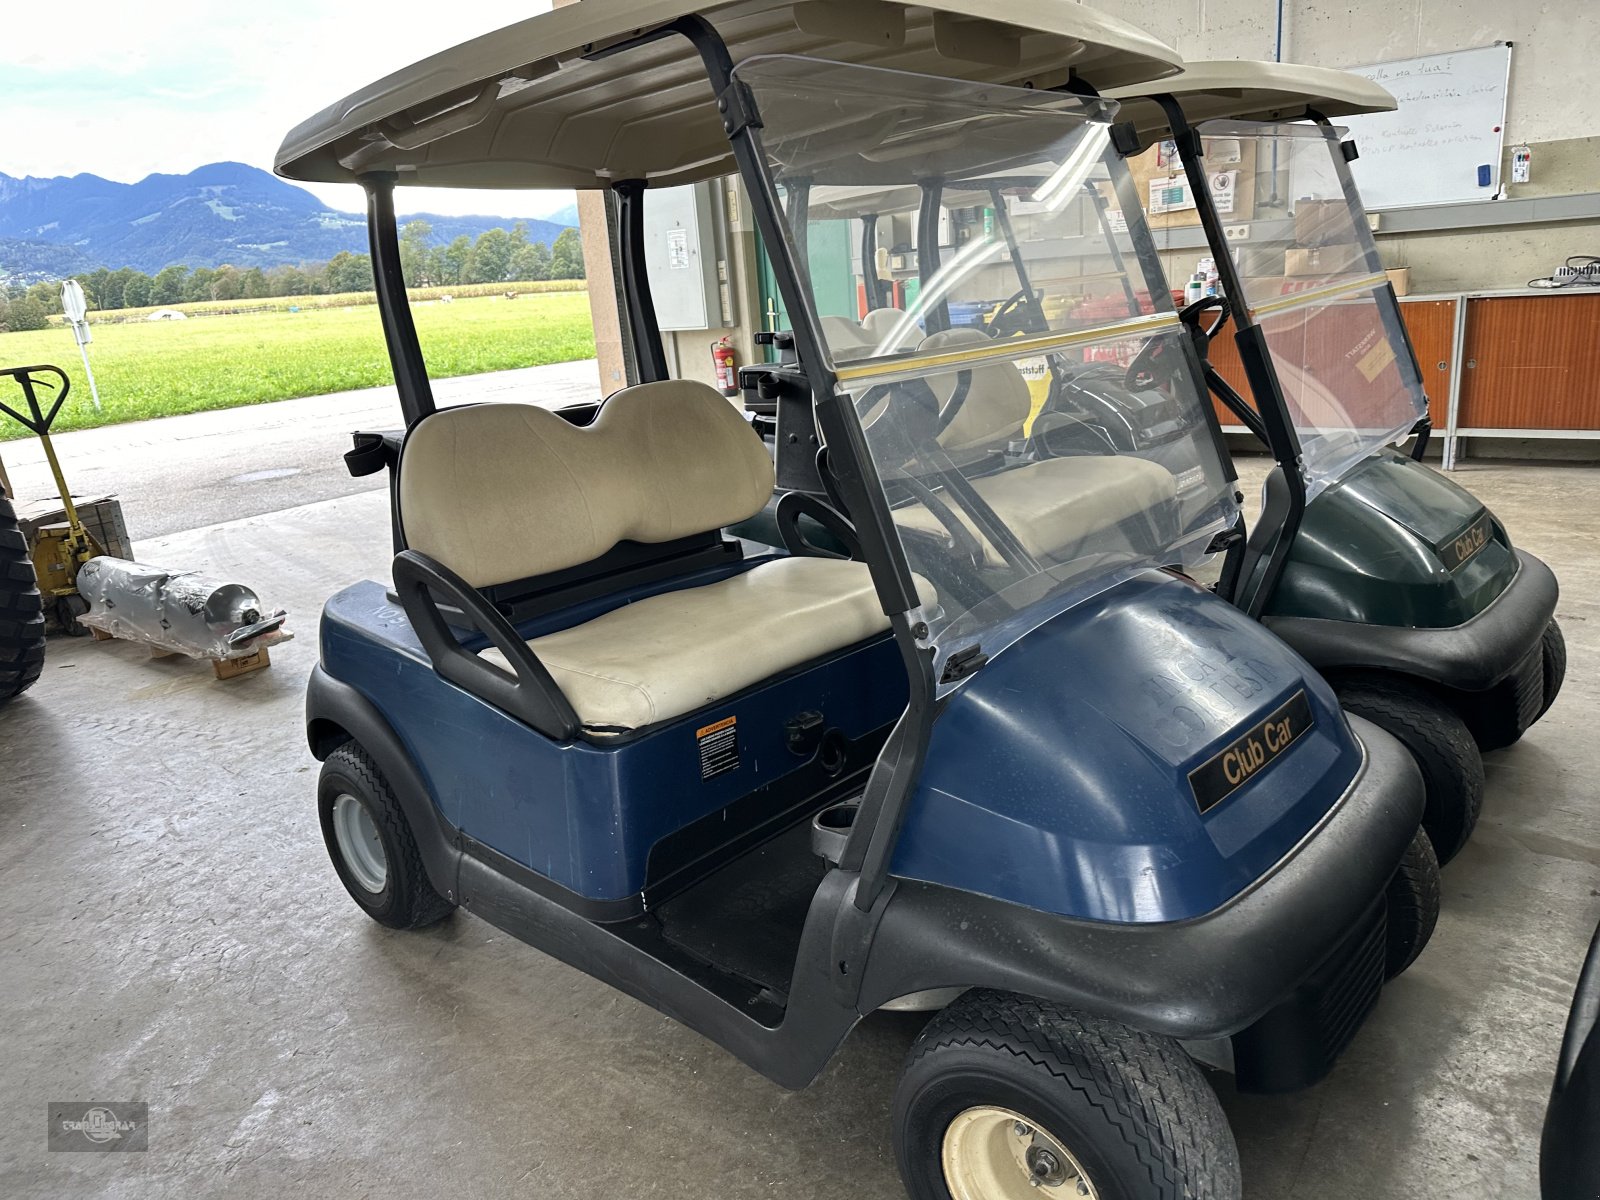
<box><xmin>0</xmin><ymin>291</ymin><xmax>596</xmax><ymax>440</ymax></box>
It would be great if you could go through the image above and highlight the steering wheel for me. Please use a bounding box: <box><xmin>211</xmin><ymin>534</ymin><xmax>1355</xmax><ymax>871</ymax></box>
<box><xmin>1123</xmin><ymin>295</ymin><xmax>1237</xmax><ymax>391</ymax></box>
<box><xmin>851</xmin><ymin>376</ymin><xmax>1019</xmax><ymax>586</ymax></box>
<box><xmin>1180</xmin><ymin>295</ymin><xmax>1232</xmax><ymax>344</ymax></box>
<box><xmin>985</xmin><ymin>287</ymin><xmax>1044</xmax><ymax>338</ymax></box>
<box><xmin>1123</xmin><ymin>331</ymin><xmax>1180</xmax><ymax>392</ymax></box>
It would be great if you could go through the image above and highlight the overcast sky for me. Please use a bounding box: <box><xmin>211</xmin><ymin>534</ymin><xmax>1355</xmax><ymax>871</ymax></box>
<box><xmin>0</xmin><ymin>0</ymin><xmax>575</xmax><ymax>219</ymax></box>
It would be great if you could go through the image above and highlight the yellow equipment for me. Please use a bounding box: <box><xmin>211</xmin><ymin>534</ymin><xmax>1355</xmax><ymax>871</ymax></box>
<box><xmin>0</xmin><ymin>365</ymin><xmax>102</xmax><ymax>633</ymax></box>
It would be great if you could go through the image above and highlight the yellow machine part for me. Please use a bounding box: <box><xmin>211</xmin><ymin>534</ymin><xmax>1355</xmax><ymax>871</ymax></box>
<box><xmin>30</xmin><ymin>522</ymin><xmax>104</xmax><ymax>598</ymax></box>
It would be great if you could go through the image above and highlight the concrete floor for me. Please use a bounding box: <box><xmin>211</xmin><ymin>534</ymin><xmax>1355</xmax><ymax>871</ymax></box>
<box><xmin>1</xmin><ymin>458</ymin><xmax>1596</xmax><ymax>1198</ymax></box>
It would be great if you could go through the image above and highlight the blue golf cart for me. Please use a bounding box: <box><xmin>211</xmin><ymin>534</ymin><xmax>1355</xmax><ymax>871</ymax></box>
<box><xmin>276</xmin><ymin>4</ymin><xmax>1437</xmax><ymax>1196</ymax></box>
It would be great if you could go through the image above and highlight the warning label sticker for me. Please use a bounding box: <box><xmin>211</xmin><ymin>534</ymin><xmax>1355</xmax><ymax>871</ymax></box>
<box><xmin>696</xmin><ymin>716</ymin><xmax>739</xmax><ymax>780</ymax></box>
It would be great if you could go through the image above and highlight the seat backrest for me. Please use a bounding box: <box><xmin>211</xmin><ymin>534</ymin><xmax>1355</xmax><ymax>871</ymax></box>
<box><xmin>398</xmin><ymin>381</ymin><xmax>775</xmax><ymax>589</ymax></box>
<box><xmin>920</xmin><ymin>327</ymin><xmax>1034</xmax><ymax>452</ymax></box>
<box><xmin>860</xmin><ymin>307</ymin><xmax>921</xmax><ymax>353</ymax></box>
<box><xmin>821</xmin><ymin>314</ymin><xmax>875</xmax><ymax>359</ymax></box>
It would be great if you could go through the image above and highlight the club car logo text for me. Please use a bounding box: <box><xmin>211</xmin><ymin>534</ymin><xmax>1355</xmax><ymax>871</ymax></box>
<box><xmin>1439</xmin><ymin>513</ymin><xmax>1492</xmax><ymax>573</ymax></box>
<box><xmin>1187</xmin><ymin>691</ymin><xmax>1314</xmax><ymax>814</ymax></box>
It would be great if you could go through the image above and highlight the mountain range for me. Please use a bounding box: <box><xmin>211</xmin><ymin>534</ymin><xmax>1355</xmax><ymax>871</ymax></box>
<box><xmin>0</xmin><ymin>162</ymin><xmax>575</xmax><ymax>280</ymax></box>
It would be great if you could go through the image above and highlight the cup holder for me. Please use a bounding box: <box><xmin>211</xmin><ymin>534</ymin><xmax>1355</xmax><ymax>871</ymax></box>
<box><xmin>811</xmin><ymin>800</ymin><xmax>860</xmax><ymax>865</ymax></box>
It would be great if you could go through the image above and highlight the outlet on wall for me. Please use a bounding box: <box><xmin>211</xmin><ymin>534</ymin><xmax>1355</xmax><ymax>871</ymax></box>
<box><xmin>1223</xmin><ymin>223</ymin><xmax>1250</xmax><ymax>241</ymax></box>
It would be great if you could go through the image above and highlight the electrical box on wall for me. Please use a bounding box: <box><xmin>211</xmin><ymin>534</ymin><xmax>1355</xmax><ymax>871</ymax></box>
<box><xmin>1511</xmin><ymin>145</ymin><xmax>1532</xmax><ymax>184</ymax></box>
<box><xmin>644</xmin><ymin>181</ymin><xmax>722</xmax><ymax>331</ymax></box>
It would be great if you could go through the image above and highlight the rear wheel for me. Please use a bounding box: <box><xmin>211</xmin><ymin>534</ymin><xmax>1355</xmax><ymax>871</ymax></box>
<box><xmin>0</xmin><ymin>493</ymin><xmax>47</xmax><ymax>707</ymax></box>
<box><xmin>1384</xmin><ymin>829</ymin><xmax>1441</xmax><ymax>980</ymax></box>
<box><xmin>893</xmin><ymin>990</ymin><xmax>1241</xmax><ymax>1200</ymax></box>
<box><xmin>318</xmin><ymin>743</ymin><xmax>454</xmax><ymax>929</ymax></box>
<box><xmin>1538</xmin><ymin>619</ymin><xmax>1566</xmax><ymax>721</ymax></box>
<box><xmin>1338</xmin><ymin>677</ymin><xmax>1483</xmax><ymax>867</ymax></box>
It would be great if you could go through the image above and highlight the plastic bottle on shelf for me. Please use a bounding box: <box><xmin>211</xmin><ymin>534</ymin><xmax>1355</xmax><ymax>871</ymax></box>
<box><xmin>1184</xmin><ymin>273</ymin><xmax>1206</xmax><ymax>307</ymax></box>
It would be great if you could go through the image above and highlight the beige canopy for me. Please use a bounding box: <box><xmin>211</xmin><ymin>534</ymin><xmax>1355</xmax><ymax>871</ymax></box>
<box><xmin>274</xmin><ymin>0</ymin><xmax>1182</xmax><ymax>192</ymax></box>
<box><xmin>1104</xmin><ymin>59</ymin><xmax>1396</xmax><ymax>137</ymax></box>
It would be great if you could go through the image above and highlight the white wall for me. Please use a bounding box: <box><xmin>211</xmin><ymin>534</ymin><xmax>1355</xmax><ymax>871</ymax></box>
<box><xmin>1089</xmin><ymin>0</ymin><xmax>1600</xmax><ymax>290</ymax></box>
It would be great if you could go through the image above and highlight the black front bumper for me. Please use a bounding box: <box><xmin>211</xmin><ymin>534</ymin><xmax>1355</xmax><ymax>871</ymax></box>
<box><xmin>858</xmin><ymin>713</ymin><xmax>1423</xmax><ymax>1088</ymax></box>
<box><xmin>1265</xmin><ymin>549</ymin><xmax>1558</xmax><ymax>695</ymax></box>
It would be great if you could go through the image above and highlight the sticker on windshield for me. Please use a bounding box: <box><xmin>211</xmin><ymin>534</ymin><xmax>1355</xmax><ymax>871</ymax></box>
<box><xmin>1355</xmin><ymin>339</ymin><xmax>1397</xmax><ymax>383</ymax></box>
<box><xmin>1188</xmin><ymin>691</ymin><xmax>1313</xmax><ymax>814</ymax></box>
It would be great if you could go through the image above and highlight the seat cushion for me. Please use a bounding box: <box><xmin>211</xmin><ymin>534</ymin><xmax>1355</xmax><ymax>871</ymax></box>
<box><xmin>480</xmin><ymin>557</ymin><xmax>915</xmax><ymax>734</ymax></box>
<box><xmin>893</xmin><ymin>456</ymin><xmax>1176</xmax><ymax>565</ymax></box>
<box><xmin>398</xmin><ymin>382</ymin><xmax>775</xmax><ymax>588</ymax></box>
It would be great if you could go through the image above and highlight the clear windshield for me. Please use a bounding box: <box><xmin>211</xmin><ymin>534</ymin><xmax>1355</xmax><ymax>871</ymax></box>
<box><xmin>1142</xmin><ymin>119</ymin><xmax>1428</xmax><ymax>498</ymax></box>
<box><xmin>735</xmin><ymin>57</ymin><xmax>1238</xmax><ymax>686</ymax></box>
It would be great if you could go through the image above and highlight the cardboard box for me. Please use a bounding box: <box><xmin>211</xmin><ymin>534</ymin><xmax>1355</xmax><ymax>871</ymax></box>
<box><xmin>18</xmin><ymin>496</ymin><xmax>134</xmax><ymax>560</ymax></box>
<box><xmin>1292</xmin><ymin>199</ymin><xmax>1355</xmax><ymax>247</ymax></box>
<box><xmin>1283</xmin><ymin>244</ymin><xmax>1367</xmax><ymax>277</ymax></box>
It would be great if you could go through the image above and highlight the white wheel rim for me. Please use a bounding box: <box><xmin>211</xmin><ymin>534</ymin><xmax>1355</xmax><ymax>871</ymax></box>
<box><xmin>941</xmin><ymin>1106</ymin><xmax>1098</xmax><ymax>1200</ymax></box>
<box><xmin>332</xmin><ymin>793</ymin><xmax>388</xmax><ymax>894</ymax></box>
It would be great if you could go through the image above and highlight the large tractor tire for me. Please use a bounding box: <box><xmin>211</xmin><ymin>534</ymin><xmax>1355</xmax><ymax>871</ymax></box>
<box><xmin>0</xmin><ymin>492</ymin><xmax>46</xmax><ymax>707</ymax></box>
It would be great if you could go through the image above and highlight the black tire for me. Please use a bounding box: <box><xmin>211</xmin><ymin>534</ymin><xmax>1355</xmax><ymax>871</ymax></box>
<box><xmin>55</xmin><ymin>593</ymin><xmax>90</xmax><ymax>637</ymax></box>
<box><xmin>1538</xmin><ymin>618</ymin><xmax>1566</xmax><ymax>722</ymax></box>
<box><xmin>1384</xmin><ymin>829</ymin><xmax>1441</xmax><ymax>980</ymax></box>
<box><xmin>1338</xmin><ymin>677</ymin><xmax>1483</xmax><ymax>867</ymax></box>
<box><xmin>0</xmin><ymin>492</ymin><xmax>47</xmax><ymax>707</ymax></box>
<box><xmin>318</xmin><ymin>743</ymin><xmax>454</xmax><ymax>930</ymax></box>
<box><xmin>894</xmin><ymin>990</ymin><xmax>1241</xmax><ymax>1200</ymax></box>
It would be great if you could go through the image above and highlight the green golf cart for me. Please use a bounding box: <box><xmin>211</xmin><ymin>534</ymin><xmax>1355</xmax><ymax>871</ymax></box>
<box><xmin>1104</xmin><ymin>61</ymin><xmax>1563</xmax><ymax>864</ymax></box>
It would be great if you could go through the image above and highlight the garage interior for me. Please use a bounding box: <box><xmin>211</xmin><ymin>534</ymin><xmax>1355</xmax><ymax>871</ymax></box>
<box><xmin>4</xmin><ymin>2</ymin><xmax>1600</xmax><ymax>1198</ymax></box>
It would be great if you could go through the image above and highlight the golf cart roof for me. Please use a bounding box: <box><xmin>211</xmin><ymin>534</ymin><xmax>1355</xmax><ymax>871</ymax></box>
<box><xmin>274</xmin><ymin>0</ymin><xmax>1183</xmax><ymax>191</ymax></box>
<box><xmin>1104</xmin><ymin>59</ymin><xmax>1395</xmax><ymax>137</ymax></box>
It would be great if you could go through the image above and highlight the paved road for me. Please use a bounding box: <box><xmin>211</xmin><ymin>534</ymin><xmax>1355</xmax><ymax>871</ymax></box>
<box><xmin>0</xmin><ymin>360</ymin><xmax>600</xmax><ymax>540</ymax></box>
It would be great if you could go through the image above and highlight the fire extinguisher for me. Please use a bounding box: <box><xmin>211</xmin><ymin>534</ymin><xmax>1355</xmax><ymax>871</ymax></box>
<box><xmin>711</xmin><ymin>336</ymin><xmax>738</xmax><ymax>397</ymax></box>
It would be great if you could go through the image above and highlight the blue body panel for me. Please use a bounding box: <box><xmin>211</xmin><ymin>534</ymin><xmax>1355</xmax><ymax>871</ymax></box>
<box><xmin>893</xmin><ymin>572</ymin><xmax>1364</xmax><ymax>924</ymax></box>
<box><xmin>319</xmin><ymin>567</ymin><xmax>906</xmax><ymax>902</ymax></box>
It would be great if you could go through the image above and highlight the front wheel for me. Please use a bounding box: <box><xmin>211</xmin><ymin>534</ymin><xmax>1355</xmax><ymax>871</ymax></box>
<box><xmin>1385</xmin><ymin>829</ymin><xmax>1441</xmax><ymax>980</ymax></box>
<box><xmin>318</xmin><ymin>743</ymin><xmax>455</xmax><ymax>930</ymax></box>
<box><xmin>893</xmin><ymin>991</ymin><xmax>1241</xmax><ymax>1200</ymax></box>
<box><xmin>1338</xmin><ymin>676</ymin><xmax>1483</xmax><ymax>867</ymax></box>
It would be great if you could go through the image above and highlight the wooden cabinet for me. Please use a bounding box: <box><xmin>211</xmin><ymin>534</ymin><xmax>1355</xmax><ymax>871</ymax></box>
<box><xmin>1458</xmin><ymin>294</ymin><xmax>1600</xmax><ymax>431</ymax></box>
<box><xmin>1197</xmin><ymin>290</ymin><xmax>1600</xmax><ymax>462</ymax></box>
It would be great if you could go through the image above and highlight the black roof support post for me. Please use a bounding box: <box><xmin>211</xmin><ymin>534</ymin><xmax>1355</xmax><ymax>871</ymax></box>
<box><xmin>362</xmin><ymin>172</ymin><xmax>435</xmax><ymax>426</ymax></box>
<box><xmin>1150</xmin><ymin>94</ymin><xmax>1307</xmax><ymax>618</ymax></box>
<box><xmin>613</xmin><ymin>180</ymin><xmax>669</xmax><ymax>383</ymax></box>
<box><xmin>860</xmin><ymin>214</ymin><xmax>883</xmax><ymax>312</ymax></box>
<box><xmin>916</xmin><ymin>182</ymin><xmax>949</xmax><ymax>335</ymax></box>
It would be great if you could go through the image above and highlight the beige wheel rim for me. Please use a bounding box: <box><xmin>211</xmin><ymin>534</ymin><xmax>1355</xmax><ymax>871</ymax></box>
<box><xmin>941</xmin><ymin>1106</ymin><xmax>1098</xmax><ymax>1200</ymax></box>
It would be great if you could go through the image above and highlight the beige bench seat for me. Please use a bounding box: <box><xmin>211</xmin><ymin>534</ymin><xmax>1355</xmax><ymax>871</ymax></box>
<box><xmin>397</xmin><ymin>382</ymin><xmax>924</xmax><ymax>738</ymax></box>
<box><xmin>480</xmin><ymin>556</ymin><xmax>906</xmax><ymax>733</ymax></box>
<box><xmin>893</xmin><ymin>455</ymin><xmax>1176</xmax><ymax>565</ymax></box>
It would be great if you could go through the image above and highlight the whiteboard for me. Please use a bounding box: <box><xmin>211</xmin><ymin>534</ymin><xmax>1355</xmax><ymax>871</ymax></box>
<box><xmin>1337</xmin><ymin>44</ymin><xmax>1512</xmax><ymax>209</ymax></box>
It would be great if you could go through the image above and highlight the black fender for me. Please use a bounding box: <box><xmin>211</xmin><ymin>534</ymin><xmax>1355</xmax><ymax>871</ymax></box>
<box><xmin>306</xmin><ymin>665</ymin><xmax>463</xmax><ymax>903</ymax></box>
<box><xmin>856</xmin><ymin>713</ymin><xmax>1424</xmax><ymax>1041</ymax></box>
<box><xmin>1543</xmin><ymin>921</ymin><xmax>1600</xmax><ymax>1200</ymax></box>
<box><xmin>1266</xmin><ymin>550</ymin><xmax>1557</xmax><ymax>695</ymax></box>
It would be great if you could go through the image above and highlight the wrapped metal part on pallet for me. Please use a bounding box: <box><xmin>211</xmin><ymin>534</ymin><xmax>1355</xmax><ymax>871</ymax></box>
<box><xmin>75</xmin><ymin>557</ymin><xmax>292</xmax><ymax>660</ymax></box>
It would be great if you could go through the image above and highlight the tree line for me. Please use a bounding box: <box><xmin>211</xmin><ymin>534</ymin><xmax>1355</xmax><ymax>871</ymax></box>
<box><xmin>0</xmin><ymin>221</ymin><xmax>585</xmax><ymax>332</ymax></box>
